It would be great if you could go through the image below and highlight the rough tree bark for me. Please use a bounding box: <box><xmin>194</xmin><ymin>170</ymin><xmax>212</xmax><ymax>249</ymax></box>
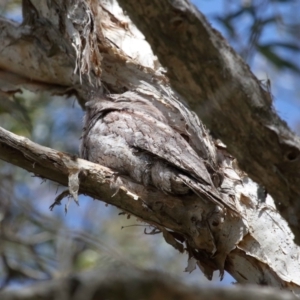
<box><xmin>0</xmin><ymin>0</ymin><xmax>300</xmax><ymax>298</ymax></box>
<box><xmin>117</xmin><ymin>0</ymin><xmax>300</xmax><ymax>244</ymax></box>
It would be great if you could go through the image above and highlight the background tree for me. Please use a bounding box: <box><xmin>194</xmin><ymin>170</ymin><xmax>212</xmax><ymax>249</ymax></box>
<box><xmin>0</xmin><ymin>0</ymin><xmax>300</xmax><ymax>299</ymax></box>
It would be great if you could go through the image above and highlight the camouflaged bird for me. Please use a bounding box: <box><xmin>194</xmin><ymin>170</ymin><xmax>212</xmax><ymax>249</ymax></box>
<box><xmin>80</xmin><ymin>91</ymin><xmax>235</xmax><ymax>212</ymax></box>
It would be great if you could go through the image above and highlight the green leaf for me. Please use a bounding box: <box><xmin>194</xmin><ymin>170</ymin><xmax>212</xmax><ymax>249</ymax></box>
<box><xmin>0</xmin><ymin>92</ymin><xmax>32</xmax><ymax>131</ymax></box>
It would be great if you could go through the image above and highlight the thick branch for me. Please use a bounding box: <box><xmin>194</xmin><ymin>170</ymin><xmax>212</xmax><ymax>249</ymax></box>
<box><xmin>117</xmin><ymin>0</ymin><xmax>300</xmax><ymax>243</ymax></box>
<box><xmin>1</xmin><ymin>126</ymin><xmax>300</xmax><ymax>293</ymax></box>
<box><xmin>0</xmin><ymin>126</ymin><xmax>185</xmax><ymax>231</ymax></box>
<box><xmin>0</xmin><ymin>18</ymin><xmax>76</xmax><ymax>86</ymax></box>
<box><xmin>0</xmin><ymin>268</ymin><xmax>297</xmax><ymax>300</ymax></box>
<box><xmin>1</xmin><ymin>1</ymin><xmax>300</xmax><ymax>293</ymax></box>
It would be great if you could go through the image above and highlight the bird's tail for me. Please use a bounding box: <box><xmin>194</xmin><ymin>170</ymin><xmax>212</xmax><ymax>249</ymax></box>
<box><xmin>177</xmin><ymin>173</ymin><xmax>239</xmax><ymax>214</ymax></box>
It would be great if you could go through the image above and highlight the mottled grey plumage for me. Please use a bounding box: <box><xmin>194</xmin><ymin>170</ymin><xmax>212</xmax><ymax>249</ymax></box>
<box><xmin>81</xmin><ymin>92</ymin><xmax>231</xmax><ymax>210</ymax></box>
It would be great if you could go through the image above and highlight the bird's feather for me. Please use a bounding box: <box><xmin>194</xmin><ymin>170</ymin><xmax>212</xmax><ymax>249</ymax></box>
<box><xmin>81</xmin><ymin>97</ymin><xmax>235</xmax><ymax>211</ymax></box>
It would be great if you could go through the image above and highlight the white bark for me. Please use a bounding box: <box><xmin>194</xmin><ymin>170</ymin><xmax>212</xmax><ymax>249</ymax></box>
<box><xmin>116</xmin><ymin>0</ymin><xmax>300</xmax><ymax>243</ymax></box>
<box><xmin>0</xmin><ymin>0</ymin><xmax>299</xmax><ymax>297</ymax></box>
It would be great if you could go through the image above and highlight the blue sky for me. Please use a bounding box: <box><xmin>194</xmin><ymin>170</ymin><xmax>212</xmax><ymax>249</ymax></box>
<box><xmin>6</xmin><ymin>0</ymin><xmax>300</xmax><ymax>131</ymax></box>
<box><xmin>194</xmin><ymin>0</ymin><xmax>300</xmax><ymax>132</ymax></box>
<box><xmin>2</xmin><ymin>0</ymin><xmax>300</xmax><ymax>288</ymax></box>
<box><xmin>192</xmin><ymin>0</ymin><xmax>300</xmax><ymax>285</ymax></box>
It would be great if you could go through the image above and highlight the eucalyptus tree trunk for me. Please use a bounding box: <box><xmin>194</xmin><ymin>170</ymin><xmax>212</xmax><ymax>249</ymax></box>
<box><xmin>0</xmin><ymin>0</ymin><xmax>299</xmax><ymax>299</ymax></box>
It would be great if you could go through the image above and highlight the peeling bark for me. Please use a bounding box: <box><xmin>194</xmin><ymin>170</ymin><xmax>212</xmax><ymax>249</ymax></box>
<box><xmin>1</xmin><ymin>111</ymin><xmax>300</xmax><ymax>293</ymax></box>
<box><xmin>116</xmin><ymin>0</ymin><xmax>300</xmax><ymax>243</ymax></box>
<box><xmin>0</xmin><ymin>0</ymin><xmax>300</xmax><ymax>296</ymax></box>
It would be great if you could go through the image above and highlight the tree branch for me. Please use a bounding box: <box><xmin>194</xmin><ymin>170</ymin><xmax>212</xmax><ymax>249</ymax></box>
<box><xmin>0</xmin><ymin>126</ymin><xmax>182</xmax><ymax>231</ymax></box>
<box><xmin>1</xmin><ymin>0</ymin><xmax>300</xmax><ymax>293</ymax></box>
<box><xmin>0</xmin><ymin>17</ymin><xmax>76</xmax><ymax>86</ymax></box>
<box><xmin>1</xmin><ymin>126</ymin><xmax>300</xmax><ymax>293</ymax></box>
<box><xmin>0</xmin><ymin>268</ymin><xmax>297</xmax><ymax>300</ymax></box>
<box><xmin>117</xmin><ymin>0</ymin><xmax>300</xmax><ymax>243</ymax></box>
